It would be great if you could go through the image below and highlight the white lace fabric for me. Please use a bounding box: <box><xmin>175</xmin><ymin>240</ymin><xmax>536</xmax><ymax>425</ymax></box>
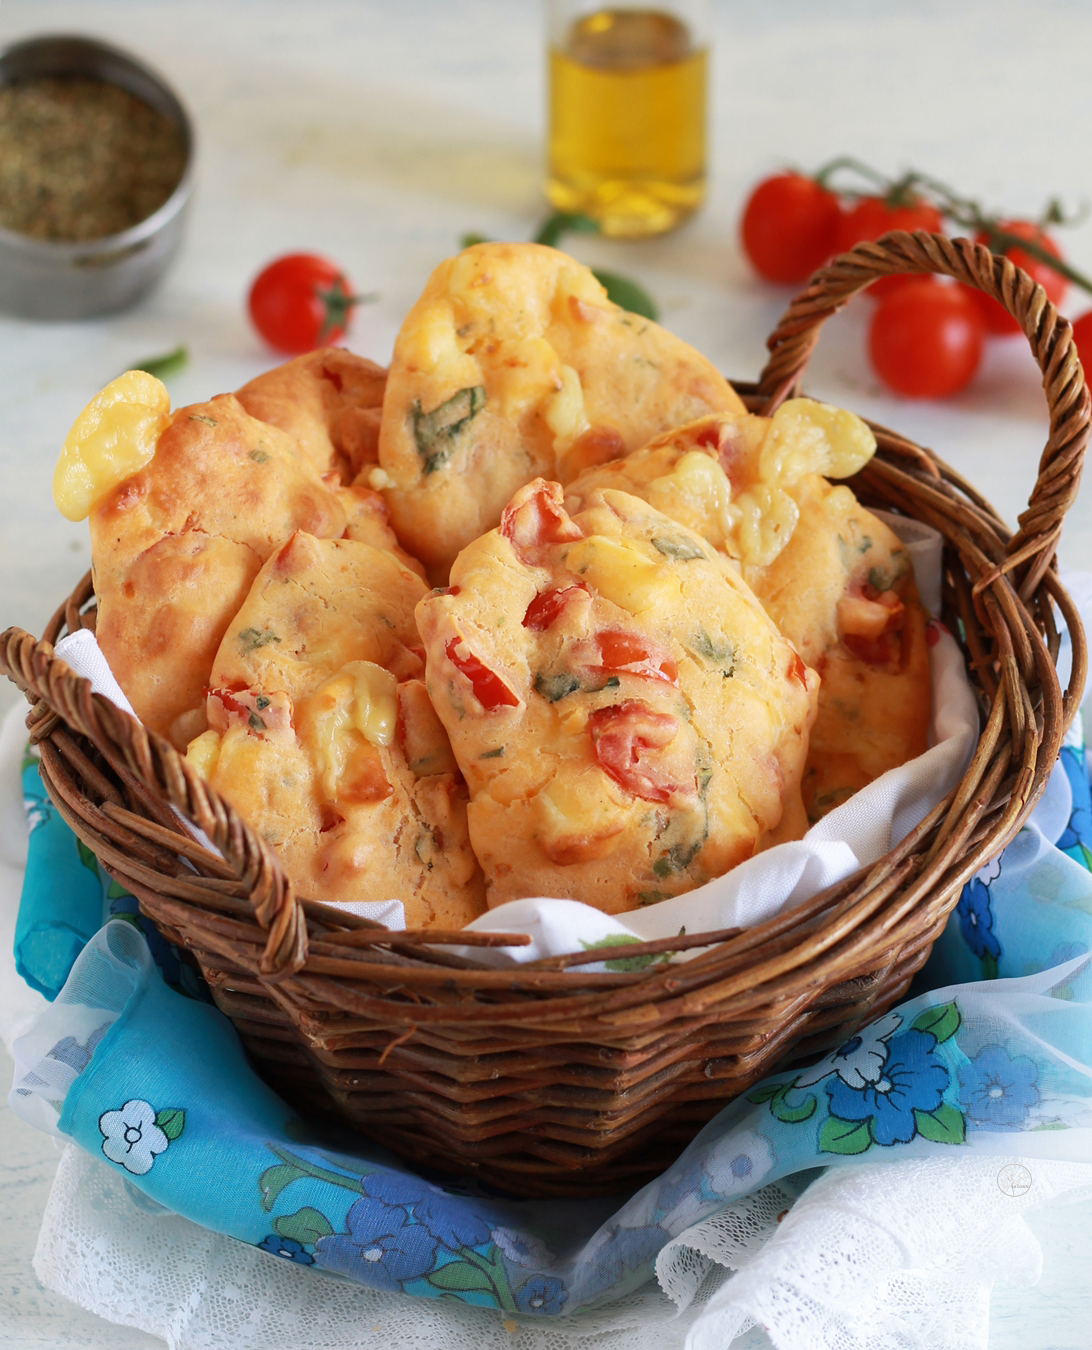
<box><xmin>682</xmin><ymin>1156</ymin><xmax>1092</xmax><ymax>1350</ymax></box>
<box><xmin>29</xmin><ymin>1143</ymin><xmax>1092</xmax><ymax>1350</ymax></box>
<box><xmin>33</xmin><ymin>1143</ymin><xmax>738</xmax><ymax>1350</ymax></box>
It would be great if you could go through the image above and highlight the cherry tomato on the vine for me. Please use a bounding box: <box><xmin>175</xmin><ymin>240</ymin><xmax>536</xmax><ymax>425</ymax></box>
<box><xmin>837</xmin><ymin>195</ymin><xmax>945</xmax><ymax>299</ymax></box>
<box><xmin>869</xmin><ymin>279</ymin><xmax>985</xmax><ymax>399</ymax></box>
<box><xmin>740</xmin><ymin>173</ymin><xmax>843</xmax><ymax>283</ymax></box>
<box><xmin>970</xmin><ymin>220</ymin><xmax>1066</xmax><ymax>336</ymax></box>
<box><xmin>248</xmin><ymin>253</ymin><xmax>360</xmax><ymax>354</ymax></box>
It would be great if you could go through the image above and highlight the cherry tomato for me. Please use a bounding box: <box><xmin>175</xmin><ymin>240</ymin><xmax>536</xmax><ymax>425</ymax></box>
<box><xmin>837</xmin><ymin>196</ymin><xmax>944</xmax><ymax>299</ymax></box>
<box><xmin>970</xmin><ymin>221</ymin><xmax>1066</xmax><ymax>336</ymax></box>
<box><xmin>589</xmin><ymin>630</ymin><xmax>678</xmax><ymax>685</ymax></box>
<box><xmin>248</xmin><ymin>253</ymin><xmax>358</xmax><ymax>354</ymax></box>
<box><xmin>444</xmin><ymin>636</ymin><xmax>520</xmax><ymax>711</ymax></box>
<box><xmin>869</xmin><ymin>279</ymin><xmax>985</xmax><ymax>399</ymax></box>
<box><xmin>838</xmin><ymin>584</ymin><xmax>906</xmax><ymax>665</ymax></box>
<box><xmin>501</xmin><ymin>479</ymin><xmax>582</xmax><ymax>565</ymax></box>
<box><xmin>588</xmin><ymin>701</ymin><xmax>692</xmax><ymax>804</ymax></box>
<box><xmin>740</xmin><ymin>173</ymin><xmax>843</xmax><ymax>284</ymax></box>
<box><xmin>522</xmin><ymin>584</ymin><xmax>588</xmax><ymax>631</ymax></box>
<box><xmin>1070</xmin><ymin>310</ymin><xmax>1092</xmax><ymax>374</ymax></box>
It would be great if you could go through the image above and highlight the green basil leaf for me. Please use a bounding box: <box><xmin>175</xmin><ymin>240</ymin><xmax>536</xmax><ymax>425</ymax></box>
<box><xmin>128</xmin><ymin>345</ymin><xmax>188</xmax><ymax>381</ymax></box>
<box><xmin>413</xmin><ymin>386</ymin><xmax>487</xmax><ymax>474</ymax></box>
<box><xmin>593</xmin><ymin>268</ymin><xmax>658</xmax><ymax>320</ymax></box>
<box><xmin>534</xmin><ymin>211</ymin><xmax>598</xmax><ymax>248</ymax></box>
<box><xmin>652</xmin><ymin>534</ymin><xmax>707</xmax><ymax>562</ymax></box>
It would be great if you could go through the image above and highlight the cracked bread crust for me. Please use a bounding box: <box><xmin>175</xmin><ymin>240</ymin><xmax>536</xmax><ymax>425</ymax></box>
<box><xmin>565</xmin><ymin>412</ymin><xmax>931</xmax><ymax>823</ymax></box>
<box><xmin>236</xmin><ymin>348</ymin><xmax>387</xmax><ymax>480</ymax></box>
<box><xmin>416</xmin><ymin>479</ymin><xmax>817</xmax><ymax>914</ymax></box>
<box><xmin>90</xmin><ymin>393</ymin><xmax>352</xmax><ymax>747</ymax></box>
<box><xmin>747</xmin><ymin>476</ymin><xmax>930</xmax><ymax>823</ymax></box>
<box><xmin>376</xmin><ymin>242</ymin><xmax>745</xmax><ymax>582</ymax></box>
<box><xmin>195</xmin><ymin>531</ymin><xmax>485</xmax><ymax>927</ymax></box>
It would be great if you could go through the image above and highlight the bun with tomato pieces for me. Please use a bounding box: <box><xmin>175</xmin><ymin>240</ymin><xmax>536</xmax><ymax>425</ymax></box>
<box><xmin>185</xmin><ymin>530</ymin><xmax>485</xmax><ymax>928</ymax></box>
<box><xmin>415</xmin><ymin>479</ymin><xmax>818</xmax><ymax>915</ymax></box>
<box><xmin>375</xmin><ymin>241</ymin><xmax>745</xmax><ymax>583</ymax></box>
<box><xmin>236</xmin><ymin>347</ymin><xmax>388</xmax><ymax>481</ymax></box>
<box><xmin>749</xmin><ymin>476</ymin><xmax>930</xmax><ymax>824</ymax></box>
<box><xmin>90</xmin><ymin>394</ymin><xmax>356</xmax><ymax>752</ymax></box>
<box><xmin>564</xmin><ymin>397</ymin><xmax>877</xmax><ymax>571</ymax></box>
<box><xmin>566</xmin><ymin>401</ymin><xmax>929</xmax><ymax>822</ymax></box>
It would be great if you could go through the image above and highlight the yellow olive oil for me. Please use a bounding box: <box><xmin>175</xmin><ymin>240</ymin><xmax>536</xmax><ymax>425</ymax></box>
<box><xmin>547</xmin><ymin>8</ymin><xmax>707</xmax><ymax>238</ymax></box>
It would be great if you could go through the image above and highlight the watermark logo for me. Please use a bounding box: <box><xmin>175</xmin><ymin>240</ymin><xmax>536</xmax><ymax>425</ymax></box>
<box><xmin>996</xmin><ymin>1163</ymin><xmax>1033</xmax><ymax>1197</ymax></box>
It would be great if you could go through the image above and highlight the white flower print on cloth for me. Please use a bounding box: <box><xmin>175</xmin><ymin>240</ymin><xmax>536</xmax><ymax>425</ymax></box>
<box><xmin>795</xmin><ymin>1012</ymin><xmax>903</xmax><ymax>1089</ymax></box>
<box><xmin>702</xmin><ymin>1129</ymin><xmax>775</xmax><ymax>1198</ymax></box>
<box><xmin>98</xmin><ymin>1099</ymin><xmax>185</xmax><ymax>1175</ymax></box>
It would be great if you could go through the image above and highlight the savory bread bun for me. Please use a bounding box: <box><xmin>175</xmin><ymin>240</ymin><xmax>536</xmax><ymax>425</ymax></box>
<box><xmin>416</xmin><ymin>479</ymin><xmax>817</xmax><ymax>913</ymax></box>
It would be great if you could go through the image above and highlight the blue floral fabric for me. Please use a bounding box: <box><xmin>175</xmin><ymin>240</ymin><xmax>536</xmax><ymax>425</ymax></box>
<box><xmin>15</xmin><ymin>750</ymin><xmax>207</xmax><ymax>1002</ymax></box>
<box><xmin>14</xmin><ymin>752</ymin><xmax>105</xmax><ymax>998</ymax></box>
<box><xmin>10</xmin><ymin>721</ymin><xmax>1092</xmax><ymax>1316</ymax></box>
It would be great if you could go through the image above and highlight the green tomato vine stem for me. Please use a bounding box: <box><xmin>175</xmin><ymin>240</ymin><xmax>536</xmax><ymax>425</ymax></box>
<box><xmin>812</xmin><ymin>156</ymin><xmax>1092</xmax><ymax>300</ymax></box>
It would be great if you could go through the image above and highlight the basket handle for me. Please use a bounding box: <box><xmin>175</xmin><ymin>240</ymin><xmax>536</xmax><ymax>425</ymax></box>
<box><xmin>755</xmin><ymin>230</ymin><xmax>1090</xmax><ymax>597</ymax></box>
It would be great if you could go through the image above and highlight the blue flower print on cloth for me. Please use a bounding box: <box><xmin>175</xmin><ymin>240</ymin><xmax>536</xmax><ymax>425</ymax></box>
<box><xmin>317</xmin><ymin>1199</ymin><xmax>439</xmax><ymax>1288</ymax></box>
<box><xmin>956</xmin><ymin>869</ymin><xmax>1002</xmax><ymax>975</ymax></box>
<box><xmin>16</xmin><ymin>910</ymin><xmax>1092</xmax><ymax>1318</ymax></box>
<box><xmin>358</xmin><ymin>1172</ymin><xmax>494</xmax><ymax>1249</ymax></box>
<box><xmin>746</xmin><ymin>1002</ymin><xmax>965</xmax><ymax>1157</ymax></box>
<box><xmin>257</xmin><ymin>1235</ymin><xmax>314</xmax><ymax>1264</ymax></box>
<box><xmin>796</xmin><ymin>1011</ymin><xmax>902</xmax><ymax>1091</ymax></box>
<box><xmin>825</xmin><ymin>1029</ymin><xmax>950</xmax><ymax>1148</ymax></box>
<box><xmin>928</xmin><ymin>747</ymin><xmax>1092</xmax><ymax>991</ymax></box>
<box><xmin>14</xmin><ymin>747</ymin><xmax>204</xmax><ymax>1001</ymax></box>
<box><xmin>958</xmin><ymin>1045</ymin><xmax>1039</xmax><ymax>1131</ymax></box>
<box><xmin>313</xmin><ymin>1180</ymin><xmax>517</xmax><ymax>1305</ymax></box>
<box><xmin>14</xmin><ymin>753</ymin><xmax>106</xmax><ymax>999</ymax></box>
<box><xmin>516</xmin><ymin>1275</ymin><xmax>567</xmax><ymax>1314</ymax></box>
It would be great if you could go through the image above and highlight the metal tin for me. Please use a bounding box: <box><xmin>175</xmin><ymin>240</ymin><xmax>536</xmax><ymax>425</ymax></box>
<box><xmin>0</xmin><ymin>34</ymin><xmax>195</xmax><ymax>319</ymax></box>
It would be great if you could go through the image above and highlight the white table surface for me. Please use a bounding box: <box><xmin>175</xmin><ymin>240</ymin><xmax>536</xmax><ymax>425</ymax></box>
<box><xmin>1</xmin><ymin>2</ymin><xmax>1092</xmax><ymax>1346</ymax></box>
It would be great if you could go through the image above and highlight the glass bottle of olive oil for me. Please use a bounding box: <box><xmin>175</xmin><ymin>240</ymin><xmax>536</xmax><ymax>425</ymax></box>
<box><xmin>547</xmin><ymin>2</ymin><xmax>709</xmax><ymax>238</ymax></box>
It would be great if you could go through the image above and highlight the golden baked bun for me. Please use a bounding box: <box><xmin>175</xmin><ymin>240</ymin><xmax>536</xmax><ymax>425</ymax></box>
<box><xmin>747</xmin><ymin>477</ymin><xmax>930</xmax><ymax>822</ymax></box>
<box><xmin>416</xmin><ymin>480</ymin><xmax>817</xmax><ymax>914</ymax></box>
<box><xmin>565</xmin><ymin>402</ymin><xmax>930</xmax><ymax>821</ymax></box>
<box><xmin>236</xmin><ymin>347</ymin><xmax>387</xmax><ymax>480</ymax></box>
<box><xmin>376</xmin><ymin>242</ymin><xmax>745</xmax><ymax>581</ymax></box>
<box><xmin>90</xmin><ymin>394</ymin><xmax>354</xmax><ymax>749</ymax></box>
<box><xmin>188</xmin><ymin>531</ymin><xmax>485</xmax><ymax>928</ymax></box>
<box><xmin>563</xmin><ymin>397</ymin><xmax>876</xmax><ymax>568</ymax></box>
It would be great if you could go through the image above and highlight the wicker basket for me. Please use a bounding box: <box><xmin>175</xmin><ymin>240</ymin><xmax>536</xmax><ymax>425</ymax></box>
<box><xmin>2</xmin><ymin>231</ymin><xmax>1087</xmax><ymax>1198</ymax></box>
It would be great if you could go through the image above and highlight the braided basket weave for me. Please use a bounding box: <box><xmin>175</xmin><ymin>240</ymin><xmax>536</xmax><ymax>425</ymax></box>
<box><xmin>2</xmin><ymin>232</ymin><xmax>1087</xmax><ymax>1197</ymax></box>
